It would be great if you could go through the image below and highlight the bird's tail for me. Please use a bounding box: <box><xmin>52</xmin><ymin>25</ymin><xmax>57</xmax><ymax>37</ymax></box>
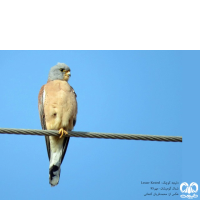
<box><xmin>48</xmin><ymin>136</ymin><xmax>69</xmax><ymax>186</ymax></box>
<box><xmin>49</xmin><ymin>165</ymin><xmax>61</xmax><ymax>186</ymax></box>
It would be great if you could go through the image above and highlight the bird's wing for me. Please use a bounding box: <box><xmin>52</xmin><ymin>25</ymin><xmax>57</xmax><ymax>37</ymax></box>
<box><xmin>61</xmin><ymin>137</ymin><xmax>70</xmax><ymax>164</ymax></box>
<box><xmin>38</xmin><ymin>84</ymin><xmax>51</xmax><ymax>160</ymax></box>
<box><xmin>70</xmin><ymin>85</ymin><xmax>77</xmax><ymax>98</ymax></box>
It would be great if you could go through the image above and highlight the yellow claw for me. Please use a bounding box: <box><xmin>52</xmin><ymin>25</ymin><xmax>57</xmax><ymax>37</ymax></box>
<box><xmin>58</xmin><ymin>128</ymin><xmax>68</xmax><ymax>138</ymax></box>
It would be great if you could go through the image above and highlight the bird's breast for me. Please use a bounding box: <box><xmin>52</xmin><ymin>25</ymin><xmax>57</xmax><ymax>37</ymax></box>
<box><xmin>43</xmin><ymin>80</ymin><xmax>76</xmax><ymax>130</ymax></box>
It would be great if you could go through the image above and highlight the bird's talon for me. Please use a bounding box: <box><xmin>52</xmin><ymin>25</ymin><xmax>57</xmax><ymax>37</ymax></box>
<box><xmin>64</xmin><ymin>130</ymin><xmax>68</xmax><ymax>135</ymax></box>
<box><xmin>58</xmin><ymin>128</ymin><xmax>64</xmax><ymax>138</ymax></box>
<box><xmin>58</xmin><ymin>128</ymin><xmax>68</xmax><ymax>138</ymax></box>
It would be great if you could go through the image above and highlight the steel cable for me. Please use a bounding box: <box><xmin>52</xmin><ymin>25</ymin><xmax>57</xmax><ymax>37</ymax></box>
<box><xmin>0</xmin><ymin>128</ymin><xmax>182</xmax><ymax>142</ymax></box>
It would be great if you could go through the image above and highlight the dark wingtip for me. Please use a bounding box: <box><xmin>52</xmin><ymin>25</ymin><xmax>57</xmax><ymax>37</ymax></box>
<box><xmin>49</xmin><ymin>165</ymin><xmax>59</xmax><ymax>181</ymax></box>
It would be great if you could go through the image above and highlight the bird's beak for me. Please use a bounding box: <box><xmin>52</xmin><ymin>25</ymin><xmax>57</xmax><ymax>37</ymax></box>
<box><xmin>64</xmin><ymin>70</ymin><xmax>71</xmax><ymax>81</ymax></box>
<box><xmin>66</xmin><ymin>71</ymin><xmax>71</xmax><ymax>77</ymax></box>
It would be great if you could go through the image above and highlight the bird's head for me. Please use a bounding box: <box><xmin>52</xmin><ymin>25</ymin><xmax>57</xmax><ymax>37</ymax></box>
<box><xmin>48</xmin><ymin>63</ymin><xmax>71</xmax><ymax>82</ymax></box>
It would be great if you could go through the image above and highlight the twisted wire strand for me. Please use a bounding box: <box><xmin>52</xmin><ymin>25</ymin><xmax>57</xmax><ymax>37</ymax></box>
<box><xmin>0</xmin><ymin>128</ymin><xmax>182</xmax><ymax>142</ymax></box>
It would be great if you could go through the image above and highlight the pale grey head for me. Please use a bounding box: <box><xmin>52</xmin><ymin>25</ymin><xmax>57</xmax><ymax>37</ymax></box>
<box><xmin>48</xmin><ymin>63</ymin><xmax>71</xmax><ymax>82</ymax></box>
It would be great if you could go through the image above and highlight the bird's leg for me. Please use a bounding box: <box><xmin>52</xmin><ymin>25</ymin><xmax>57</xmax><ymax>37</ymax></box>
<box><xmin>58</xmin><ymin>128</ymin><xmax>68</xmax><ymax>138</ymax></box>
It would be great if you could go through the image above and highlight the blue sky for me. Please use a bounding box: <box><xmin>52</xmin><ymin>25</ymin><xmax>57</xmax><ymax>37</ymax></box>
<box><xmin>0</xmin><ymin>51</ymin><xmax>199</xmax><ymax>199</ymax></box>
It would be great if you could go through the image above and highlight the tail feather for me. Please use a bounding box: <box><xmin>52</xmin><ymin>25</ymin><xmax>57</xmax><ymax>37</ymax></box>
<box><xmin>48</xmin><ymin>136</ymin><xmax>70</xmax><ymax>186</ymax></box>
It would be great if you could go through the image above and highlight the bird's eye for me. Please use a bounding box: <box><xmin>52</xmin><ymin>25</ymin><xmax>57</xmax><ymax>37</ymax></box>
<box><xmin>60</xmin><ymin>68</ymin><xmax>64</xmax><ymax>72</ymax></box>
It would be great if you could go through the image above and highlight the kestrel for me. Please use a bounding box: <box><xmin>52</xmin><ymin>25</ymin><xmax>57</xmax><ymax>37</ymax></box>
<box><xmin>38</xmin><ymin>63</ymin><xmax>77</xmax><ymax>186</ymax></box>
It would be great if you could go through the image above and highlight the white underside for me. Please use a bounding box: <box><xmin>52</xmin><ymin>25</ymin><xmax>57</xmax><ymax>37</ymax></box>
<box><xmin>49</xmin><ymin>136</ymin><xmax>64</xmax><ymax>168</ymax></box>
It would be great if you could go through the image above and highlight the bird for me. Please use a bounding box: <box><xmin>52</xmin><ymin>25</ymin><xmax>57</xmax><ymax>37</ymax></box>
<box><xmin>38</xmin><ymin>63</ymin><xmax>77</xmax><ymax>186</ymax></box>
